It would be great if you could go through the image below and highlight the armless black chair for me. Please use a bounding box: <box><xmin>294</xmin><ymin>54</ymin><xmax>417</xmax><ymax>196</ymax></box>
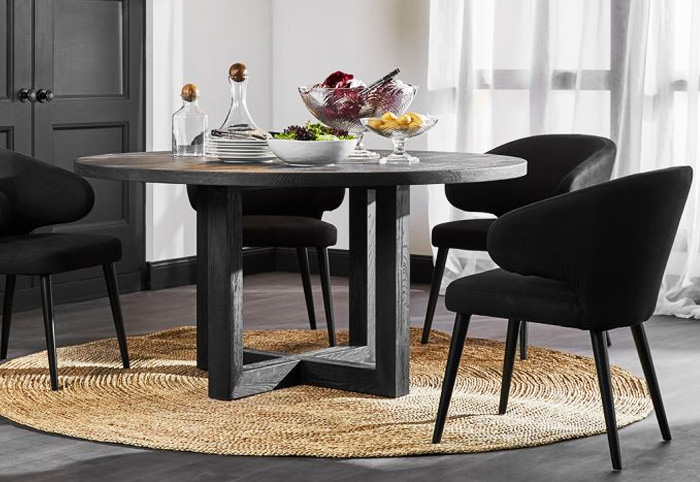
<box><xmin>422</xmin><ymin>134</ymin><xmax>617</xmax><ymax>360</ymax></box>
<box><xmin>433</xmin><ymin>166</ymin><xmax>692</xmax><ymax>470</ymax></box>
<box><xmin>187</xmin><ymin>185</ymin><xmax>343</xmax><ymax>346</ymax></box>
<box><xmin>0</xmin><ymin>148</ymin><xmax>129</xmax><ymax>390</ymax></box>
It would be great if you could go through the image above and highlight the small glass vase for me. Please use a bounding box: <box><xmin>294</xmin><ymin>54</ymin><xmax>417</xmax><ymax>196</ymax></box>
<box><xmin>172</xmin><ymin>83</ymin><xmax>208</xmax><ymax>157</ymax></box>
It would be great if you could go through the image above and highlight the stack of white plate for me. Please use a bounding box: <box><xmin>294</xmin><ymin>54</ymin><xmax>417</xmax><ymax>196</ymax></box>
<box><xmin>206</xmin><ymin>136</ymin><xmax>275</xmax><ymax>163</ymax></box>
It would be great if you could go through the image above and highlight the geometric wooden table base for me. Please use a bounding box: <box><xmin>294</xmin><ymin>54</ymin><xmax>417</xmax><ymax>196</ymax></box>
<box><xmin>197</xmin><ymin>185</ymin><xmax>410</xmax><ymax>400</ymax></box>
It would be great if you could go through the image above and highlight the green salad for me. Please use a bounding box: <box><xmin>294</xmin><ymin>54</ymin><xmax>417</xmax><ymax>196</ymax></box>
<box><xmin>274</xmin><ymin>122</ymin><xmax>355</xmax><ymax>141</ymax></box>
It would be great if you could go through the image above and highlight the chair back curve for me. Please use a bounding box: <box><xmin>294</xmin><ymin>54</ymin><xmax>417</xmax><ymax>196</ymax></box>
<box><xmin>187</xmin><ymin>185</ymin><xmax>345</xmax><ymax>220</ymax></box>
<box><xmin>445</xmin><ymin>134</ymin><xmax>616</xmax><ymax>216</ymax></box>
<box><xmin>0</xmin><ymin>148</ymin><xmax>95</xmax><ymax>236</ymax></box>
<box><xmin>487</xmin><ymin>166</ymin><xmax>693</xmax><ymax>330</ymax></box>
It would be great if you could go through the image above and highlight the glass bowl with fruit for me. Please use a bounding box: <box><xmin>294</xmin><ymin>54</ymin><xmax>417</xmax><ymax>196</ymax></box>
<box><xmin>268</xmin><ymin>122</ymin><xmax>358</xmax><ymax>166</ymax></box>
<box><xmin>298</xmin><ymin>70</ymin><xmax>417</xmax><ymax>161</ymax></box>
<box><xmin>361</xmin><ymin>112</ymin><xmax>438</xmax><ymax>164</ymax></box>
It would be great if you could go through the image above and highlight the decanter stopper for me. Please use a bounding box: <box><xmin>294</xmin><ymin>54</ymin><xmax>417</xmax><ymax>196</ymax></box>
<box><xmin>229</xmin><ymin>62</ymin><xmax>248</xmax><ymax>82</ymax></box>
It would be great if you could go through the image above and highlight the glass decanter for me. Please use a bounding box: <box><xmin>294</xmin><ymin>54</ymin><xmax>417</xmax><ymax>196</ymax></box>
<box><xmin>213</xmin><ymin>62</ymin><xmax>269</xmax><ymax>140</ymax></box>
<box><xmin>172</xmin><ymin>83</ymin><xmax>208</xmax><ymax>157</ymax></box>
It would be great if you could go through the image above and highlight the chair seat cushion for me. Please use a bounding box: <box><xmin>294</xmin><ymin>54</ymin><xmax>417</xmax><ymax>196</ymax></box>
<box><xmin>445</xmin><ymin>268</ymin><xmax>585</xmax><ymax>329</ymax></box>
<box><xmin>431</xmin><ymin>219</ymin><xmax>495</xmax><ymax>250</ymax></box>
<box><xmin>0</xmin><ymin>233</ymin><xmax>121</xmax><ymax>275</ymax></box>
<box><xmin>243</xmin><ymin>216</ymin><xmax>337</xmax><ymax>248</ymax></box>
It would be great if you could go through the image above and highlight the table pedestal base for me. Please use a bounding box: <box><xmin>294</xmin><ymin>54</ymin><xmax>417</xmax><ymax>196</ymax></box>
<box><xmin>197</xmin><ymin>186</ymin><xmax>410</xmax><ymax>401</ymax></box>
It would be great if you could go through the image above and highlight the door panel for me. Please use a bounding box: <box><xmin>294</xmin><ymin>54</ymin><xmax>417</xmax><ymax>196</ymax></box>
<box><xmin>54</xmin><ymin>0</ymin><xmax>125</xmax><ymax>97</ymax></box>
<box><xmin>0</xmin><ymin>0</ymin><xmax>32</xmax><ymax>155</ymax></box>
<box><xmin>52</xmin><ymin>123</ymin><xmax>127</xmax><ymax>223</ymax></box>
<box><xmin>0</xmin><ymin>128</ymin><xmax>10</xmax><ymax>149</ymax></box>
<box><xmin>33</xmin><ymin>0</ymin><xmax>145</xmax><ymax>284</ymax></box>
<box><xmin>0</xmin><ymin>1</ymin><xmax>35</xmax><ymax>294</ymax></box>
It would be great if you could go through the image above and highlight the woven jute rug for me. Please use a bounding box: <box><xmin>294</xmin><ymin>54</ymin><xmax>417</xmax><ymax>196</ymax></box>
<box><xmin>0</xmin><ymin>327</ymin><xmax>652</xmax><ymax>457</ymax></box>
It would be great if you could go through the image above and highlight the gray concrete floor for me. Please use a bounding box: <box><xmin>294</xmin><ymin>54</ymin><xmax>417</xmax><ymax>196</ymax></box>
<box><xmin>0</xmin><ymin>272</ymin><xmax>698</xmax><ymax>481</ymax></box>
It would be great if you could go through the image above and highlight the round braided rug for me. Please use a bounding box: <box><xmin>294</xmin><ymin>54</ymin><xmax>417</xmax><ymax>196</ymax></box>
<box><xmin>0</xmin><ymin>327</ymin><xmax>652</xmax><ymax>457</ymax></box>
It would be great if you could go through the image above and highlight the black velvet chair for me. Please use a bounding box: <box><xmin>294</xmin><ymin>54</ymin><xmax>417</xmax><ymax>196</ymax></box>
<box><xmin>0</xmin><ymin>148</ymin><xmax>129</xmax><ymax>390</ymax></box>
<box><xmin>432</xmin><ymin>166</ymin><xmax>692</xmax><ymax>470</ymax></box>
<box><xmin>422</xmin><ymin>134</ymin><xmax>617</xmax><ymax>360</ymax></box>
<box><xmin>187</xmin><ymin>185</ymin><xmax>343</xmax><ymax>346</ymax></box>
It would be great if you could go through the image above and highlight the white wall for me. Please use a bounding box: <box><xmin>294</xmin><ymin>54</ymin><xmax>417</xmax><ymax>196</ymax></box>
<box><xmin>146</xmin><ymin>0</ymin><xmax>186</xmax><ymax>262</ymax></box>
<box><xmin>146</xmin><ymin>0</ymin><xmax>273</xmax><ymax>262</ymax></box>
<box><xmin>147</xmin><ymin>0</ymin><xmax>433</xmax><ymax>261</ymax></box>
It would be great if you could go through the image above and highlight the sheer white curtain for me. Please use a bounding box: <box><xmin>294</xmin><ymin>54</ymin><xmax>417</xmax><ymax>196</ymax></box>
<box><xmin>426</xmin><ymin>0</ymin><xmax>700</xmax><ymax>318</ymax></box>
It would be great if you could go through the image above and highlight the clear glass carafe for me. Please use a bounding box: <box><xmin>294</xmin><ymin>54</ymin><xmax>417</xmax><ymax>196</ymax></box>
<box><xmin>172</xmin><ymin>84</ymin><xmax>208</xmax><ymax>157</ymax></box>
<box><xmin>213</xmin><ymin>62</ymin><xmax>269</xmax><ymax>140</ymax></box>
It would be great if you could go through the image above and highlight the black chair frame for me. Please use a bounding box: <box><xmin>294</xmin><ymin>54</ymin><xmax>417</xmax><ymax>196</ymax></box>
<box><xmin>0</xmin><ymin>148</ymin><xmax>129</xmax><ymax>390</ymax></box>
<box><xmin>1</xmin><ymin>265</ymin><xmax>129</xmax><ymax>390</ymax></box>
<box><xmin>432</xmin><ymin>167</ymin><xmax>692</xmax><ymax>470</ymax></box>
<box><xmin>421</xmin><ymin>134</ymin><xmax>617</xmax><ymax>358</ymax></box>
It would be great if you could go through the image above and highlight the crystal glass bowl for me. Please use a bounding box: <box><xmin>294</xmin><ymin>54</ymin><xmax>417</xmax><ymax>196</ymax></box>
<box><xmin>361</xmin><ymin>115</ymin><xmax>438</xmax><ymax>164</ymax></box>
<box><xmin>298</xmin><ymin>83</ymin><xmax>418</xmax><ymax>161</ymax></box>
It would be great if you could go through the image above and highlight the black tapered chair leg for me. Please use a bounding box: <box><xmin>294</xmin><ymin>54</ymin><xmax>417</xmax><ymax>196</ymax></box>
<box><xmin>433</xmin><ymin>313</ymin><xmax>471</xmax><ymax>444</ymax></box>
<box><xmin>297</xmin><ymin>248</ymin><xmax>317</xmax><ymax>330</ymax></box>
<box><xmin>606</xmin><ymin>331</ymin><xmax>612</xmax><ymax>347</ymax></box>
<box><xmin>519</xmin><ymin>321</ymin><xmax>528</xmax><ymax>360</ymax></box>
<box><xmin>630</xmin><ymin>324</ymin><xmax>671</xmax><ymax>441</ymax></box>
<box><xmin>39</xmin><ymin>275</ymin><xmax>59</xmax><ymax>391</ymax></box>
<box><xmin>591</xmin><ymin>331</ymin><xmax>622</xmax><ymax>470</ymax></box>
<box><xmin>102</xmin><ymin>263</ymin><xmax>130</xmax><ymax>369</ymax></box>
<box><xmin>316</xmin><ymin>248</ymin><xmax>336</xmax><ymax>347</ymax></box>
<box><xmin>1</xmin><ymin>274</ymin><xmax>16</xmax><ymax>360</ymax></box>
<box><xmin>499</xmin><ymin>319</ymin><xmax>521</xmax><ymax>414</ymax></box>
<box><xmin>421</xmin><ymin>248</ymin><xmax>448</xmax><ymax>344</ymax></box>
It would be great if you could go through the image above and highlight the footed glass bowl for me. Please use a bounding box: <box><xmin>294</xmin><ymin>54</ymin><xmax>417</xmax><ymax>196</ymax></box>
<box><xmin>361</xmin><ymin>115</ymin><xmax>438</xmax><ymax>164</ymax></box>
<box><xmin>298</xmin><ymin>83</ymin><xmax>417</xmax><ymax>161</ymax></box>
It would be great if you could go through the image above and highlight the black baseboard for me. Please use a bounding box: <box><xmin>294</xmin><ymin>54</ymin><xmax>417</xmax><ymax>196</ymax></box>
<box><xmin>145</xmin><ymin>248</ymin><xmax>435</xmax><ymax>291</ymax></box>
<box><xmin>274</xmin><ymin>247</ymin><xmax>433</xmax><ymax>284</ymax></box>
<box><xmin>1</xmin><ymin>271</ymin><xmax>143</xmax><ymax>313</ymax></box>
<box><xmin>146</xmin><ymin>247</ymin><xmax>276</xmax><ymax>291</ymax></box>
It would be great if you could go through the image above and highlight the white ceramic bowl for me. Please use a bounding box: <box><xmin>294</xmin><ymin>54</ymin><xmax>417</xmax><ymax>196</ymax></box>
<box><xmin>268</xmin><ymin>139</ymin><xmax>358</xmax><ymax>166</ymax></box>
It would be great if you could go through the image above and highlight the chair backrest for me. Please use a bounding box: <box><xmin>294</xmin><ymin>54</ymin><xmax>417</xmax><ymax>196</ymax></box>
<box><xmin>445</xmin><ymin>134</ymin><xmax>616</xmax><ymax>216</ymax></box>
<box><xmin>0</xmin><ymin>148</ymin><xmax>94</xmax><ymax>236</ymax></box>
<box><xmin>487</xmin><ymin>166</ymin><xmax>693</xmax><ymax>330</ymax></box>
<box><xmin>186</xmin><ymin>185</ymin><xmax>345</xmax><ymax>220</ymax></box>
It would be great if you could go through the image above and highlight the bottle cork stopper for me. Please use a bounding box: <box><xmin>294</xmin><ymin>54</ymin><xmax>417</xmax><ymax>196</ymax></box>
<box><xmin>181</xmin><ymin>83</ymin><xmax>200</xmax><ymax>102</ymax></box>
<box><xmin>229</xmin><ymin>62</ymin><xmax>248</xmax><ymax>82</ymax></box>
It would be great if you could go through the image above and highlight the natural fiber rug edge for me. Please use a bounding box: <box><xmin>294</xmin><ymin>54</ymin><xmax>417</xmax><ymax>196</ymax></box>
<box><xmin>0</xmin><ymin>327</ymin><xmax>653</xmax><ymax>458</ymax></box>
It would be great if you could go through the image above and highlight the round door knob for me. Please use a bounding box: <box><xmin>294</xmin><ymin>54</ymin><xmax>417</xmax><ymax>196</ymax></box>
<box><xmin>18</xmin><ymin>88</ymin><xmax>37</xmax><ymax>103</ymax></box>
<box><xmin>37</xmin><ymin>89</ymin><xmax>54</xmax><ymax>103</ymax></box>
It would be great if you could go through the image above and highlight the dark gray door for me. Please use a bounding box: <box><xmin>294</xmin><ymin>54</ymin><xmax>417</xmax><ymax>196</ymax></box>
<box><xmin>0</xmin><ymin>1</ymin><xmax>34</xmax><ymax>300</ymax></box>
<box><xmin>0</xmin><ymin>1</ymin><xmax>32</xmax><ymax>154</ymax></box>
<box><xmin>33</xmin><ymin>0</ymin><xmax>145</xmax><ymax>291</ymax></box>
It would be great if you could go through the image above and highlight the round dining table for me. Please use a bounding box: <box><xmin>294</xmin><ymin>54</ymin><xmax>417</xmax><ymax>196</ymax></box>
<box><xmin>75</xmin><ymin>151</ymin><xmax>526</xmax><ymax>401</ymax></box>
